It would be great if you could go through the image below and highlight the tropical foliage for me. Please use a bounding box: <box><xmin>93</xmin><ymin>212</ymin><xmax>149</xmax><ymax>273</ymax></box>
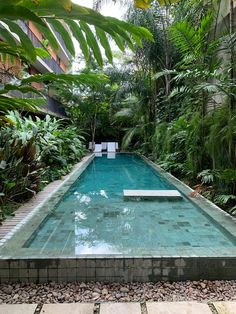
<box><xmin>0</xmin><ymin>0</ymin><xmax>154</xmax><ymax>115</ymax></box>
<box><xmin>0</xmin><ymin>112</ymin><xmax>84</xmax><ymax>218</ymax></box>
<box><xmin>0</xmin><ymin>0</ymin><xmax>153</xmax><ymax>65</ymax></box>
<box><xmin>0</xmin><ymin>72</ymin><xmax>109</xmax><ymax>114</ymax></box>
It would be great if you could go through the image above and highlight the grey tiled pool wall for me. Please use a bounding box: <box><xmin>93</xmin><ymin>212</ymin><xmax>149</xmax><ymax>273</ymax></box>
<box><xmin>0</xmin><ymin>257</ymin><xmax>236</xmax><ymax>283</ymax></box>
<box><xmin>0</xmin><ymin>153</ymin><xmax>236</xmax><ymax>283</ymax></box>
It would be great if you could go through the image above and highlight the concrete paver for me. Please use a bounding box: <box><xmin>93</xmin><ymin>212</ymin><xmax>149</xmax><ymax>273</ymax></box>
<box><xmin>146</xmin><ymin>301</ymin><xmax>213</xmax><ymax>314</ymax></box>
<box><xmin>1</xmin><ymin>301</ymin><xmax>235</xmax><ymax>313</ymax></box>
<box><xmin>100</xmin><ymin>302</ymin><xmax>141</xmax><ymax>314</ymax></box>
<box><xmin>41</xmin><ymin>303</ymin><xmax>94</xmax><ymax>314</ymax></box>
<box><xmin>123</xmin><ymin>189</ymin><xmax>182</xmax><ymax>200</ymax></box>
<box><xmin>212</xmin><ymin>301</ymin><xmax>236</xmax><ymax>314</ymax></box>
<box><xmin>0</xmin><ymin>304</ymin><xmax>37</xmax><ymax>314</ymax></box>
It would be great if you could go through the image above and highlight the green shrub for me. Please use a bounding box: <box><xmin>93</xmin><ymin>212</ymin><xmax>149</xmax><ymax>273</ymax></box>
<box><xmin>0</xmin><ymin>112</ymin><xmax>85</xmax><ymax>218</ymax></box>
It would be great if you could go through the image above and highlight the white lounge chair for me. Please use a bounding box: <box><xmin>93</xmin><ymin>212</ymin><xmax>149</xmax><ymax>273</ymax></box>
<box><xmin>107</xmin><ymin>142</ymin><xmax>116</xmax><ymax>152</ymax></box>
<box><xmin>94</xmin><ymin>144</ymin><xmax>102</xmax><ymax>152</ymax></box>
<box><xmin>116</xmin><ymin>142</ymin><xmax>119</xmax><ymax>150</ymax></box>
<box><xmin>101</xmin><ymin>142</ymin><xmax>107</xmax><ymax>151</ymax></box>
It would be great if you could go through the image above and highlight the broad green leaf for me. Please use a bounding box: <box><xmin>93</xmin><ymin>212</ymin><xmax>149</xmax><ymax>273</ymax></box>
<box><xmin>0</xmin><ymin>95</ymin><xmax>44</xmax><ymax>112</ymax></box>
<box><xmin>66</xmin><ymin>20</ymin><xmax>89</xmax><ymax>61</ymax></box>
<box><xmin>80</xmin><ymin>21</ymin><xmax>103</xmax><ymax>67</ymax></box>
<box><xmin>107</xmin><ymin>17</ymin><xmax>154</xmax><ymax>42</ymax></box>
<box><xmin>105</xmin><ymin>20</ymin><xmax>135</xmax><ymax>50</ymax></box>
<box><xmin>0</xmin><ymin>5</ymin><xmax>47</xmax><ymax>27</ymax></box>
<box><xmin>0</xmin><ymin>1</ymin><xmax>154</xmax><ymax>69</ymax></box>
<box><xmin>1</xmin><ymin>53</ymin><xmax>7</xmax><ymax>64</ymax></box>
<box><xmin>48</xmin><ymin>19</ymin><xmax>75</xmax><ymax>56</ymax></box>
<box><xmin>0</xmin><ymin>27</ymin><xmax>17</xmax><ymax>47</ymax></box>
<box><xmin>96</xmin><ymin>27</ymin><xmax>113</xmax><ymax>63</ymax></box>
<box><xmin>10</xmin><ymin>54</ymin><xmax>15</xmax><ymax>64</ymax></box>
<box><xmin>21</xmin><ymin>73</ymin><xmax>109</xmax><ymax>87</ymax></box>
<box><xmin>21</xmin><ymin>1</ymin><xmax>153</xmax><ymax>44</ymax></box>
<box><xmin>110</xmin><ymin>33</ymin><xmax>125</xmax><ymax>52</ymax></box>
<box><xmin>2</xmin><ymin>19</ymin><xmax>36</xmax><ymax>61</ymax></box>
<box><xmin>0</xmin><ymin>84</ymin><xmax>43</xmax><ymax>96</ymax></box>
<box><xmin>132</xmin><ymin>34</ymin><xmax>143</xmax><ymax>48</ymax></box>
<box><xmin>21</xmin><ymin>0</ymin><xmax>90</xmax><ymax>17</ymax></box>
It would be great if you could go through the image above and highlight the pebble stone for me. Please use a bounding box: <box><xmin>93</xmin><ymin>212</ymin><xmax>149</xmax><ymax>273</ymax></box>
<box><xmin>0</xmin><ymin>280</ymin><xmax>235</xmax><ymax>304</ymax></box>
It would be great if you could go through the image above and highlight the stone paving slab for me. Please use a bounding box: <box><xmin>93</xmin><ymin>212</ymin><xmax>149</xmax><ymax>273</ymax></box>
<box><xmin>41</xmin><ymin>303</ymin><xmax>94</xmax><ymax>314</ymax></box>
<box><xmin>146</xmin><ymin>301</ymin><xmax>212</xmax><ymax>314</ymax></box>
<box><xmin>212</xmin><ymin>301</ymin><xmax>236</xmax><ymax>314</ymax></box>
<box><xmin>123</xmin><ymin>189</ymin><xmax>182</xmax><ymax>200</ymax></box>
<box><xmin>0</xmin><ymin>304</ymin><xmax>37</xmax><ymax>314</ymax></box>
<box><xmin>100</xmin><ymin>302</ymin><xmax>141</xmax><ymax>314</ymax></box>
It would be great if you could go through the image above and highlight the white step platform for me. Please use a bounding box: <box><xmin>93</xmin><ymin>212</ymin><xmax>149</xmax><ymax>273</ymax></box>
<box><xmin>123</xmin><ymin>189</ymin><xmax>182</xmax><ymax>200</ymax></box>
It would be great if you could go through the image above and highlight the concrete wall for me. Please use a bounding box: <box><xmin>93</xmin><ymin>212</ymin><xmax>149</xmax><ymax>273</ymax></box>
<box><xmin>28</xmin><ymin>21</ymin><xmax>68</xmax><ymax>73</ymax></box>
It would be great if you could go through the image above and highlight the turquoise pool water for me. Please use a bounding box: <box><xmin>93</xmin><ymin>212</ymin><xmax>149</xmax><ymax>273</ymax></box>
<box><xmin>25</xmin><ymin>154</ymin><xmax>236</xmax><ymax>255</ymax></box>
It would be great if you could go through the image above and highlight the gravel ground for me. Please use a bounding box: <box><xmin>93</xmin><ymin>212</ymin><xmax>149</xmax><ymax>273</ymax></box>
<box><xmin>0</xmin><ymin>280</ymin><xmax>235</xmax><ymax>304</ymax></box>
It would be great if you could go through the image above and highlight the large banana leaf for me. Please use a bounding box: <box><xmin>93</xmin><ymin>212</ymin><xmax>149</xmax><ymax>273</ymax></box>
<box><xmin>0</xmin><ymin>0</ymin><xmax>154</xmax><ymax>65</ymax></box>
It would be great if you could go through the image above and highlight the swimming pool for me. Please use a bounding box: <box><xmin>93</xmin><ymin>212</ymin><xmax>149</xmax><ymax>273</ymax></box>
<box><xmin>23</xmin><ymin>154</ymin><xmax>236</xmax><ymax>254</ymax></box>
<box><xmin>0</xmin><ymin>153</ymin><xmax>236</xmax><ymax>282</ymax></box>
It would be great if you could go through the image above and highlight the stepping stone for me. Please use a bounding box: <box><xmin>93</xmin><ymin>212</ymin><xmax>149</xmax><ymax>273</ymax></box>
<box><xmin>0</xmin><ymin>304</ymin><xmax>37</xmax><ymax>314</ymax></box>
<box><xmin>100</xmin><ymin>303</ymin><xmax>141</xmax><ymax>314</ymax></box>
<box><xmin>212</xmin><ymin>301</ymin><xmax>236</xmax><ymax>314</ymax></box>
<box><xmin>146</xmin><ymin>302</ymin><xmax>212</xmax><ymax>314</ymax></box>
<box><xmin>123</xmin><ymin>189</ymin><xmax>182</xmax><ymax>200</ymax></box>
<box><xmin>41</xmin><ymin>303</ymin><xmax>94</xmax><ymax>314</ymax></box>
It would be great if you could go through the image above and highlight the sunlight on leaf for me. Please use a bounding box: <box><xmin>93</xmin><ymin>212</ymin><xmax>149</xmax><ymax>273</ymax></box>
<box><xmin>134</xmin><ymin>0</ymin><xmax>153</xmax><ymax>9</ymax></box>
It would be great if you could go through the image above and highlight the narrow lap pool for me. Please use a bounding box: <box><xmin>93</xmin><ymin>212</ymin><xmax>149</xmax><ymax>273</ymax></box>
<box><xmin>1</xmin><ymin>153</ymin><xmax>236</xmax><ymax>282</ymax></box>
<box><xmin>24</xmin><ymin>154</ymin><xmax>236</xmax><ymax>255</ymax></box>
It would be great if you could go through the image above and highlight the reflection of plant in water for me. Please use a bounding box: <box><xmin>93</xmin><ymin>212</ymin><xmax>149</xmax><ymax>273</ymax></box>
<box><xmin>74</xmin><ymin>201</ymin><xmax>154</xmax><ymax>253</ymax></box>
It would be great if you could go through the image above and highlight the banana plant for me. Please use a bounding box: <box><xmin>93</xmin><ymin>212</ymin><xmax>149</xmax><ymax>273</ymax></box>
<box><xmin>0</xmin><ymin>0</ymin><xmax>153</xmax><ymax>66</ymax></box>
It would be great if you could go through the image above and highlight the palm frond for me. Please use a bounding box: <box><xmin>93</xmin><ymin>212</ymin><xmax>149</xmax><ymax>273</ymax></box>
<box><xmin>0</xmin><ymin>1</ymin><xmax>154</xmax><ymax>66</ymax></box>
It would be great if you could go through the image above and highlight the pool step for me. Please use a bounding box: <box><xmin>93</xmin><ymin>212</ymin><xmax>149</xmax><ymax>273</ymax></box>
<box><xmin>123</xmin><ymin>189</ymin><xmax>182</xmax><ymax>200</ymax></box>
